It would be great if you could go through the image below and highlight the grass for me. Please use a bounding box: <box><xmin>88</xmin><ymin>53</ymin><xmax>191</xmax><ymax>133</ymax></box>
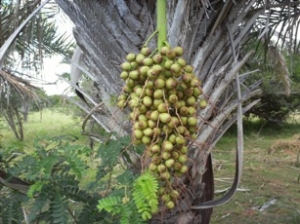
<box><xmin>211</xmin><ymin>120</ymin><xmax>300</xmax><ymax>224</ymax></box>
<box><xmin>0</xmin><ymin>108</ymin><xmax>87</xmax><ymax>148</ymax></box>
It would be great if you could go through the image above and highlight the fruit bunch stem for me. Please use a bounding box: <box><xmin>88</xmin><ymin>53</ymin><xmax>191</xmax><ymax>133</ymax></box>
<box><xmin>157</xmin><ymin>0</ymin><xmax>167</xmax><ymax>49</ymax></box>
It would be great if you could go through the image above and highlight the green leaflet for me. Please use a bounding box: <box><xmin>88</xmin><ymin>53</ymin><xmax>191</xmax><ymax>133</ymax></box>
<box><xmin>132</xmin><ymin>172</ymin><xmax>159</xmax><ymax>220</ymax></box>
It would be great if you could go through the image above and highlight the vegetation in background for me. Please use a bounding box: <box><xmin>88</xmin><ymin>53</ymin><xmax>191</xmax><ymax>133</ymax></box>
<box><xmin>0</xmin><ymin>0</ymin><xmax>74</xmax><ymax>141</ymax></box>
<box><xmin>243</xmin><ymin>43</ymin><xmax>300</xmax><ymax>124</ymax></box>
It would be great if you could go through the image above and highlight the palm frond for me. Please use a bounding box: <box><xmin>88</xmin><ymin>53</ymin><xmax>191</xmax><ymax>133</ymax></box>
<box><xmin>268</xmin><ymin>45</ymin><xmax>291</xmax><ymax>96</ymax></box>
<box><xmin>0</xmin><ymin>70</ymin><xmax>38</xmax><ymax>100</ymax></box>
<box><xmin>0</xmin><ymin>0</ymin><xmax>50</xmax><ymax>67</ymax></box>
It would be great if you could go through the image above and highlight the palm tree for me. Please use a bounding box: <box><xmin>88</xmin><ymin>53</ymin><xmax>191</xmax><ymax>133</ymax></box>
<box><xmin>55</xmin><ymin>1</ymin><xmax>300</xmax><ymax>223</ymax></box>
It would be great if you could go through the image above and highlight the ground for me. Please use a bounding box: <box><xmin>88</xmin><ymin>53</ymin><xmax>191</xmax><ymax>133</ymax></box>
<box><xmin>211</xmin><ymin>121</ymin><xmax>300</xmax><ymax>224</ymax></box>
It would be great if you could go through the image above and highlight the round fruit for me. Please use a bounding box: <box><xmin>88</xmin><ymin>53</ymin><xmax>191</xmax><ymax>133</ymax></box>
<box><xmin>120</xmin><ymin>71</ymin><xmax>128</xmax><ymax>80</ymax></box>
<box><xmin>175</xmin><ymin>135</ymin><xmax>186</xmax><ymax>145</ymax></box>
<box><xmin>142</xmin><ymin>136</ymin><xmax>151</xmax><ymax>145</ymax></box>
<box><xmin>121</xmin><ymin>62</ymin><xmax>131</xmax><ymax>71</ymax></box>
<box><xmin>160</xmin><ymin>171</ymin><xmax>171</xmax><ymax>180</ymax></box>
<box><xmin>178</xmin><ymin>154</ymin><xmax>188</xmax><ymax>163</ymax></box>
<box><xmin>199</xmin><ymin>99</ymin><xmax>208</xmax><ymax>109</ymax></box>
<box><xmin>166</xmin><ymin>78</ymin><xmax>178</xmax><ymax>89</ymax></box>
<box><xmin>126</xmin><ymin>53</ymin><xmax>136</xmax><ymax>62</ymax></box>
<box><xmin>166</xmin><ymin>201</ymin><xmax>175</xmax><ymax>209</ymax></box>
<box><xmin>162</xmin><ymin>141</ymin><xmax>174</xmax><ymax>152</ymax></box>
<box><xmin>142</xmin><ymin>56</ymin><xmax>152</xmax><ymax>65</ymax></box>
<box><xmin>147</xmin><ymin>120</ymin><xmax>156</xmax><ymax>129</ymax></box>
<box><xmin>138</xmin><ymin>120</ymin><xmax>148</xmax><ymax>129</ymax></box>
<box><xmin>165</xmin><ymin>159</ymin><xmax>175</xmax><ymax>168</ymax></box>
<box><xmin>129</xmin><ymin>70</ymin><xmax>139</xmax><ymax>80</ymax></box>
<box><xmin>134</xmin><ymin>129</ymin><xmax>143</xmax><ymax>139</ymax></box>
<box><xmin>117</xmin><ymin>100</ymin><xmax>126</xmax><ymax>108</ymax></box>
<box><xmin>187</xmin><ymin>96</ymin><xmax>196</xmax><ymax>106</ymax></box>
<box><xmin>180</xmin><ymin>146</ymin><xmax>188</xmax><ymax>154</ymax></box>
<box><xmin>135</xmin><ymin>53</ymin><xmax>145</xmax><ymax>64</ymax></box>
<box><xmin>149</xmin><ymin>163</ymin><xmax>157</xmax><ymax>171</ymax></box>
<box><xmin>154</xmin><ymin>78</ymin><xmax>165</xmax><ymax>89</ymax></box>
<box><xmin>162</xmin><ymin>151</ymin><xmax>171</xmax><ymax>160</ymax></box>
<box><xmin>153</xmin><ymin>53</ymin><xmax>163</xmax><ymax>64</ymax></box>
<box><xmin>184</xmin><ymin>65</ymin><xmax>194</xmax><ymax>73</ymax></box>
<box><xmin>150</xmin><ymin>144</ymin><xmax>161</xmax><ymax>154</ymax></box>
<box><xmin>143</xmin><ymin>96</ymin><xmax>152</xmax><ymax>107</ymax></box>
<box><xmin>150</xmin><ymin>110</ymin><xmax>159</xmax><ymax>121</ymax></box>
<box><xmin>170</xmin><ymin>63</ymin><xmax>181</xmax><ymax>74</ymax></box>
<box><xmin>153</xmin><ymin>89</ymin><xmax>164</xmax><ymax>99</ymax></box>
<box><xmin>179</xmin><ymin>106</ymin><xmax>189</xmax><ymax>116</ymax></box>
<box><xmin>157</xmin><ymin>164</ymin><xmax>167</xmax><ymax>173</ymax></box>
<box><xmin>160</xmin><ymin>46</ymin><xmax>170</xmax><ymax>55</ymax></box>
<box><xmin>159</xmin><ymin>113</ymin><xmax>171</xmax><ymax>123</ymax></box>
<box><xmin>187</xmin><ymin>117</ymin><xmax>197</xmax><ymax>126</ymax></box>
<box><xmin>141</xmin><ymin>47</ymin><xmax>151</xmax><ymax>56</ymax></box>
<box><xmin>157</xmin><ymin>103</ymin><xmax>168</xmax><ymax>113</ymax></box>
<box><xmin>171</xmin><ymin>151</ymin><xmax>180</xmax><ymax>160</ymax></box>
<box><xmin>171</xmin><ymin>190</ymin><xmax>180</xmax><ymax>200</ymax></box>
<box><xmin>177</xmin><ymin>58</ymin><xmax>187</xmax><ymax>67</ymax></box>
<box><xmin>164</xmin><ymin>60</ymin><xmax>173</xmax><ymax>70</ymax></box>
<box><xmin>168</xmin><ymin>94</ymin><xmax>178</xmax><ymax>104</ymax></box>
<box><xmin>180</xmin><ymin>165</ymin><xmax>188</xmax><ymax>174</ymax></box>
<box><xmin>166</xmin><ymin>49</ymin><xmax>176</xmax><ymax>59</ymax></box>
<box><xmin>174</xmin><ymin>46</ymin><xmax>184</xmax><ymax>56</ymax></box>
<box><xmin>143</xmin><ymin>128</ymin><xmax>153</xmax><ymax>137</ymax></box>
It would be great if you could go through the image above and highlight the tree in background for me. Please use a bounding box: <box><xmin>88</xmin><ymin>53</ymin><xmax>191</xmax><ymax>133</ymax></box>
<box><xmin>244</xmin><ymin>46</ymin><xmax>300</xmax><ymax>124</ymax></box>
<box><xmin>0</xmin><ymin>0</ymin><xmax>74</xmax><ymax>140</ymax></box>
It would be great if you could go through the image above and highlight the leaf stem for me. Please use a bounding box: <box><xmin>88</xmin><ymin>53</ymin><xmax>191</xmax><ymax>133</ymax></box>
<box><xmin>144</xmin><ymin>30</ymin><xmax>159</xmax><ymax>47</ymax></box>
<box><xmin>157</xmin><ymin>0</ymin><xmax>167</xmax><ymax>49</ymax></box>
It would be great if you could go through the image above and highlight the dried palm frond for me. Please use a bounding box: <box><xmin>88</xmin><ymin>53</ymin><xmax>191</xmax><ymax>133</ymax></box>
<box><xmin>0</xmin><ymin>69</ymin><xmax>38</xmax><ymax>100</ymax></box>
<box><xmin>268</xmin><ymin>45</ymin><xmax>291</xmax><ymax>96</ymax></box>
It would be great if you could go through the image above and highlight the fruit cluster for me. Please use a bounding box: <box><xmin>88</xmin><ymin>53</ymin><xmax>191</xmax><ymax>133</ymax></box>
<box><xmin>117</xmin><ymin>45</ymin><xmax>207</xmax><ymax>209</ymax></box>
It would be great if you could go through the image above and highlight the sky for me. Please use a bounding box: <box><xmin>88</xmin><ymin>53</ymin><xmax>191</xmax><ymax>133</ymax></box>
<box><xmin>39</xmin><ymin>4</ymin><xmax>75</xmax><ymax>96</ymax></box>
<box><xmin>41</xmin><ymin>56</ymin><xmax>72</xmax><ymax>95</ymax></box>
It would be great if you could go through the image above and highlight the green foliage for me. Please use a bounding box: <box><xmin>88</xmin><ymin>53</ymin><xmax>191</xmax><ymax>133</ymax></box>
<box><xmin>97</xmin><ymin>196</ymin><xmax>122</xmax><ymax>213</ymax></box>
<box><xmin>27</xmin><ymin>180</ymin><xmax>46</xmax><ymax>198</ymax></box>
<box><xmin>0</xmin><ymin>191</ymin><xmax>26</xmax><ymax>223</ymax></box>
<box><xmin>0</xmin><ymin>134</ymin><xmax>151</xmax><ymax>224</ymax></box>
<box><xmin>97</xmin><ymin>172</ymin><xmax>159</xmax><ymax>222</ymax></box>
<box><xmin>246</xmin><ymin>92</ymin><xmax>300</xmax><ymax>123</ymax></box>
<box><xmin>94</xmin><ymin>136</ymin><xmax>131</xmax><ymax>183</ymax></box>
<box><xmin>0</xmin><ymin>136</ymin><xmax>102</xmax><ymax>223</ymax></box>
<box><xmin>98</xmin><ymin>195</ymin><xmax>144</xmax><ymax>224</ymax></box>
<box><xmin>132</xmin><ymin>172</ymin><xmax>159</xmax><ymax>220</ymax></box>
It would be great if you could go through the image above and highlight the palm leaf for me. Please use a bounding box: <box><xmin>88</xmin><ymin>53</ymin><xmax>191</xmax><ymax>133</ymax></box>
<box><xmin>0</xmin><ymin>0</ymin><xmax>50</xmax><ymax>67</ymax></box>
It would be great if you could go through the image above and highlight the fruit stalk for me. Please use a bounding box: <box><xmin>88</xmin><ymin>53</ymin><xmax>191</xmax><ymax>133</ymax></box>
<box><xmin>157</xmin><ymin>0</ymin><xmax>167</xmax><ymax>49</ymax></box>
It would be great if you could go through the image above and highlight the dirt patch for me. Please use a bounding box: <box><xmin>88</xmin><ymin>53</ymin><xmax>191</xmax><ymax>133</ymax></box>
<box><xmin>268</xmin><ymin>134</ymin><xmax>300</xmax><ymax>154</ymax></box>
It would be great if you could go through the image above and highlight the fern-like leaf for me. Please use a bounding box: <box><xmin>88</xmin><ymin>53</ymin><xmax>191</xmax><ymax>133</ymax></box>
<box><xmin>132</xmin><ymin>172</ymin><xmax>159</xmax><ymax>220</ymax></box>
<box><xmin>27</xmin><ymin>180</ymin><xmax>46</xmax><ymax>198</ymax></box>
<box><xmin>97</xmin><ymin>196</ymin><xmax>121</xmax><ymax>214</ymax></box>
<box><xmin>50</xmin><ymin>193</ymin><xmax>69</xmax><ymax>224</ymax></box>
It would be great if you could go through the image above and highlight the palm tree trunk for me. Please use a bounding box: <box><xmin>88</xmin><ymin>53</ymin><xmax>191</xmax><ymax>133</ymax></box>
<box><xmin>56</xmin><ymin>0</ymin><xmax>272</xmax><ymax>223</ymax></box>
